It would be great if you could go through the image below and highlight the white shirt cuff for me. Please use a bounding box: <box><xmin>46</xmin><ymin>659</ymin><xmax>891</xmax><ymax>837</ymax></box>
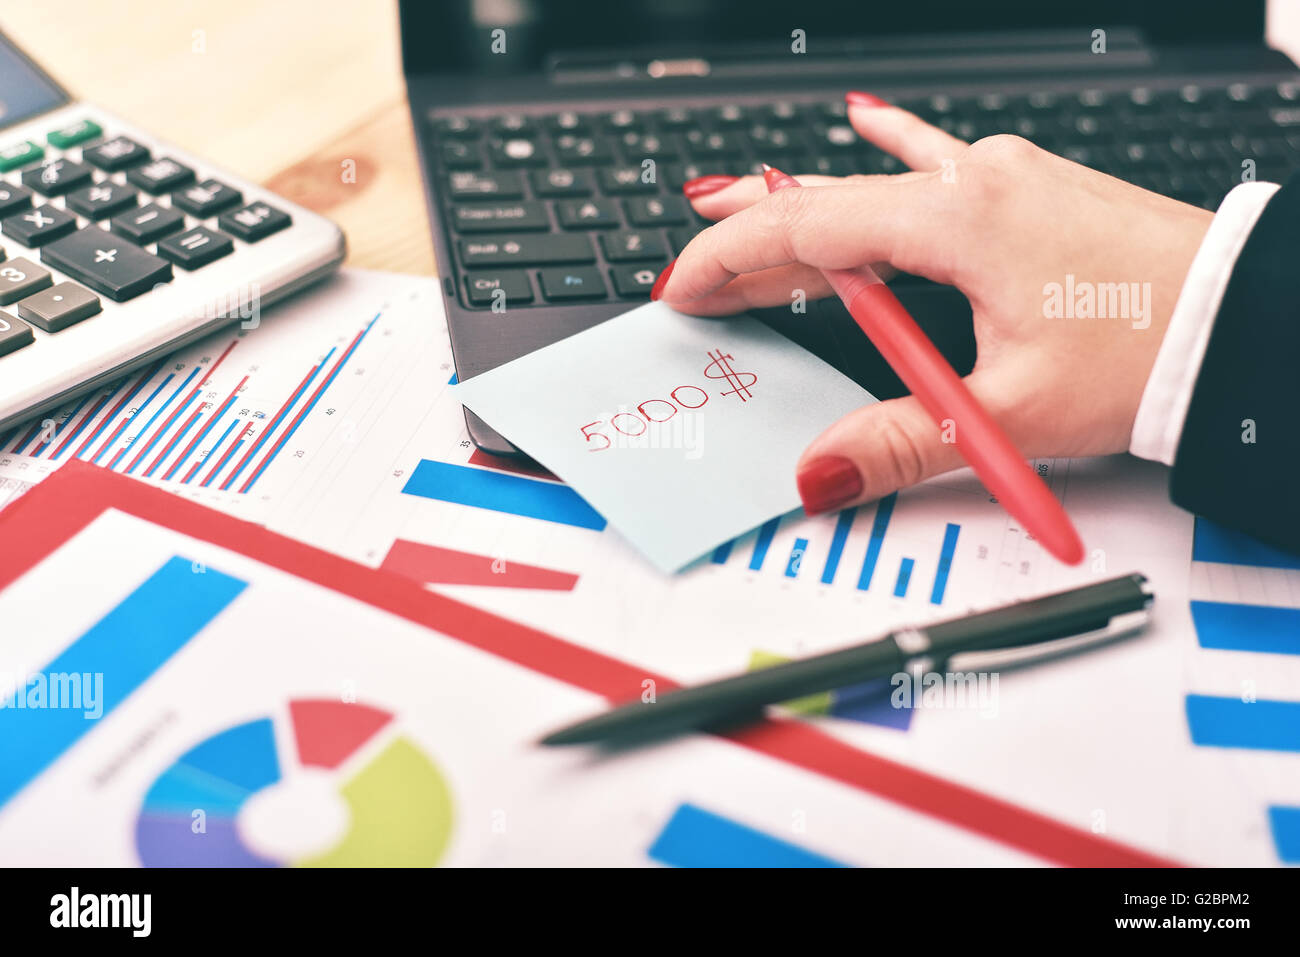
<box><xmin>1129</xmin><ymin>181</ymin><xmax>1280</xmax><ymax>465</ymax></box>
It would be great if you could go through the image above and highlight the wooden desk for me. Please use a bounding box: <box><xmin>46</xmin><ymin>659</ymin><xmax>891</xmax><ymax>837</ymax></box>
<box><xmin>1</xmin><ymin>0</ymin><xmax>436</xmax><ymax>275</ymax></box>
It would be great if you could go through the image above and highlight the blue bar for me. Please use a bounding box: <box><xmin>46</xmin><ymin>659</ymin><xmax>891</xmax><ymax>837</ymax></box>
<box><xmin>402</xmin><ymin>459</ymin><xmax>606</xmax><ymax>530</ymax></box>
<box><xmin>748</xmin><ymin>517</ymin><xmax>781</xmax><ymax>571</ymax></box>
<box><xmin>76</xmin><ymin>365</ymin><xmax>161</xmax><ymax>461</ymax></box>
<box><xmin>94</xmin><ymin>371</ymin><xmax>172</xmax><ymax>465</ymax></box>
<box><xmin>820</xmin><ymin>508</ymin><xmax>857</xmax><ymax>585</ymax></box>
<box><xmin>129</xmin><ymin>375</ymin><xmax>205</xmax><ymax>475</ymax></box>
<box><xmin>893</xmin><ymin>557</ymin><xmax>914</xmax><ymax>597</ymax></box>
<box><xmin>203</xmin><ymin>438</ymin><xmax>245</xmax><ymax>488</ymax></box>
<box><xmin>52</xmin><ymin>388</ymin><xmax>117</xmax><ymax>460</ymax></box>
<box><xmin>0</xmin><ymin>557</ymin><xmax>247</xmax><ymax>808</ymax></box>
<box><xmin>710</xmin><ymin>540</ymin><xmax>734</xmax><ymax>564</ymax></box>
<box><xmin>1193</xmin><ymin>517</ymin><xmax>1300</xmax><ymax>570</ymax></box>
<box><xmin>856</xmin><ymin>494</ymin><xmax>896</xmax><ymax>590</ymax></box>
<box><xmin>243</xmin><ymin>315</ymin><xmax>379</xmax><ymax>493</ymax></box>
<box><xmin>785</xmin><ymin>538</ymin><xmax>809</xmax><ymax>578</ymax></box>
<box><xmin>1269</xmin><ymin>806</ymin><xmax>1300</xmax><ymax>864</ymax></box>
<box><xmin>1190</xmin><ymin>600</ymin><xmax>1300</xmax><ymax>656</ymax></box>
<box><xmin>164</xmin><ymin>387</ymin><xmax>244</xmax><ymax>481</ymax></box>
<box><xmin>1185</xmin><ymin>694</ymin><xmax>1300</xmax><ymax>753</ymax></box>
<box><xmin>108</xmin><ymin>368</ymin><xmax>199</xmax><ymax>469</ymax></box>
<box><xmin>26</xmin><ymin>392</ymin><xmax>93</xmax><ymax>456</ymax></box>
<box><xmin>184</xmin><ymin>419</ymin><xmax>239</xmax><ymax>485</ymax></box>
<box><xmin>448</xmin><ymin>372</ymin><xmax>458</xmax><ymax>384</ymax></box>
<box><xmin>648</xmin><ymin>803</ymin><xmax>846</xmax><ymax>868</ymax></box>
<box><xmin>930</xmin><ymin>523</ymin><xmax>961</xmax><ymax>604</ymax></box>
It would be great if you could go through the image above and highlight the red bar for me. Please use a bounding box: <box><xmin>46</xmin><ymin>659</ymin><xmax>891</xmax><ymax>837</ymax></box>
<box><xmin>468</xmin><ymin>448</ymin><xmax>558</xmax><ymax>482</ymax></box>
<box><xmin>164</xmin><ymin>375</ymin><xmax>248</xmax><ymax>481</ymax></box>
<box><xmin>143</xmin><ymin>407</ymin><xmax>203</xmax><ymax>477</ymax></box>
<box><xmin>125</xmin><ymin>388</ymin><xmax>200</xmax><ymax>473</ymax></box>
<box><xmin>10</xmin><ymin>421</ymin><xmax>42</xmax><ymax>454</ymax></box>
<box><xmin>198</xmin><ymin>339</ymin><xmax>237</xmax><ymax>386</ymax></box>
<box><xmin>72</xmin><ymin>370</ymin><xmax>153</xmax><ymax>460</ymax></box>
<box><xmin>380</xmin><ymin>539</ymin><xmax>579</xmax><ymax>591</ymax></box>
<box><xmin>219</xmin><ymin>362</ymin><xmax>321</xmax><ymax>491</ymax></box>
<box><xmin>200</xmin><ymin>421</ymin><xmax>253</xmax><ymax>487</ymax></box>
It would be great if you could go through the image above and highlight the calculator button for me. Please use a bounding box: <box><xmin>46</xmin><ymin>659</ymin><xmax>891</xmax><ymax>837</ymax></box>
<box><xmin>538</xmin><ymin>266</ymin><xmax>606</xmax><ymax>301</ymax></box>
<box><xmin>464</xmin><ymin>270</ymin><xmax>533</xmax><ymax>306</ymax></box>
<box><xmin>47</xmin><ymin>119</ymin><xmax>103</xmax><ymax>149</ymax></box>
<box><xmin>452</xmin><ymin>202</ymin><xmax>549</xmax><ymax>233</ymax></box>
<box><xmin>126</xmin><ymin>157</ymin><xmax>195</xmax><ymax>193</ymax></box>
<box><xmin>0</xmin><ymin>311</ymin><xmax>35</xmax><ymax>356</ymax></box>
<box><xmin>110</xmin><ymin>203</ymin><xmax>184</xmax><ymax>244</ymax></box>
<box><xmin>218</xmin><ymin>202</ymin><xmax>291</xmax><ymax>242</ymax></box>
<box><xmin>530</xmin><ymin>168</ymin><xmax>593</xmax><ymax>197</ymax></box>
<box><xmin>65</xmin><ymin>181</ymin><xmax>139</xmax><ymax>220</ymax></box>
<box><xmin>0</xmin><ymin>140</ymin><xmax>44</xmax><ymax>173</ymax></box>
<box><xmin>41</xmin><ymin>228</ymin><xmax>172</xmax><ymax>302</ymax></box>
<box><xmin>0</xmin><ymin>258</ymin><xmax>53</xmax><ymax>305</ymax></box>
<box><xmin>156</xmin><ymin>226</ymin><xmax>234</xmax><ymax>269</ymax></box>
<box><xmin>610</xmin><ymin>265</ymin><xmax>660</xmax><ymax>298</ymax></box>
<box><xmin>16</xmin><ymin>282</ymin><xmax>102</xmax><ymax>332</ymax></box>
<box><xmin>447</xmin><ymin>170</ymin><xmax>523</xmax><ymax>200</ymax></box>
<box><xmin>459</xmin><ymin>233</ymin><xmax>594</xmax><ymax>267</ymax></box>
<box><xmin>21</xmin><ymin>159</ymin><xmax>94</xmax><ymax>197</ymax></box>
<box><xmin>599</xmin><ymin>230</ymin><xmax>667</xmax><ymax>261</ymax></box>
<box><xmin>2</xmin><ymin>205</ymin><xmax>77</xmax><ymax>246</ymax></box>
<box><xmin>0</xmin><ymin>183</ymin><xmax>33</xmax><ymax>218</ymax></box>
<box><xmin>82</xmin><ymin>136</ymin><xmax>149</xmax><ymax>171</ymax></box>
<box><xmin>170</xmin><ymin>179</ymin><xmax>242</xmax><ymax>217</ymax></box>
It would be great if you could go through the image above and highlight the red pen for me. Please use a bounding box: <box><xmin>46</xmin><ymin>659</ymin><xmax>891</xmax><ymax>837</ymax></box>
<box><xmin>763</xmin><ymin>165</ymin><xmax>1084</xmax><ymax>565</ymax></box>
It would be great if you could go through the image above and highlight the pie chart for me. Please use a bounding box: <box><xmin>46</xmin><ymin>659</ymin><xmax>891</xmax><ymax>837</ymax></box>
<box><xmin>135</xmin><ymin>698</ymin><xmax>454</xmax><ymax>867</ymax></box>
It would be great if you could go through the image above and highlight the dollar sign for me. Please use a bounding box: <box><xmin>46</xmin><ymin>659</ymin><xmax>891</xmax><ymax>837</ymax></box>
<box><xmin>703</xmin><ymin>349</ymin><xmax>757</xmax><ymax>401</ymax></box>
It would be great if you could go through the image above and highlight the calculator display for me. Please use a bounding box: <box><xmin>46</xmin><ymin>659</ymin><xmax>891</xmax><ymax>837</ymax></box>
<box><xmin>0</xmin><ymin>31</ymin><xmax>67</xmax><ymax>131</ymax></box>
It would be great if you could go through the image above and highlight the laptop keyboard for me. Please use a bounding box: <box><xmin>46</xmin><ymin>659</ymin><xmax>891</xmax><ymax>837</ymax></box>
<box><xmin>427</xmin><ymin>81</ymin><xmax>1300</xmax><ymax>309</ymax></box>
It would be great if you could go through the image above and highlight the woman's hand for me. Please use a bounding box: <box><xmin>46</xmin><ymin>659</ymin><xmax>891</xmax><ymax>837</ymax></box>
<box><xmin>656</xmin><ymin>93</ymin><xmax>1214</xmax><ymax>514</ymax></box>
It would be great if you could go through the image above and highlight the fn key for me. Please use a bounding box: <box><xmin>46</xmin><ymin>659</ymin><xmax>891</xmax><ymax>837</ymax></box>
<box><xmin>41</xmin><ymin>228</ymin><xmax>172</xmax><ymax>302</ymax></box>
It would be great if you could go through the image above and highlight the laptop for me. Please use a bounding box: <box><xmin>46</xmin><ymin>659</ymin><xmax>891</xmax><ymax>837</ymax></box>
<box><xmin>400</xmin><ymin>0</ymin><xmax>1299</xmax><ymax>456</ymax></box>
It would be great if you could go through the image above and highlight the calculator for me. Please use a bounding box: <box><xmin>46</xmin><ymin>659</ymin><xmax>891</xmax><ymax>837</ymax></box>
<box><xmin>0</xmin><ymin>32</ymin><xmax>345</xmax><ymax>433</ymax></box>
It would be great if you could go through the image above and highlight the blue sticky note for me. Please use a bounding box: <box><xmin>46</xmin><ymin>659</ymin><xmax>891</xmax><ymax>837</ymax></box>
<box><xmin>454</xmin><ymin>303</ymin><xmax>877</xmax><ymax>572</ymax></box>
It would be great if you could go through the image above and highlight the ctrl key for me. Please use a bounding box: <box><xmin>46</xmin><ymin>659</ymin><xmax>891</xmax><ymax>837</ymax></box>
<box><xmin>464</xmin><ymin>270</ymin><xmax>533</xmax><ymax>306</ymax></box>
<box><xmin>0</xmin><ymin>311</ymin><xmax>34</xmax><ymax>357</ymax></box>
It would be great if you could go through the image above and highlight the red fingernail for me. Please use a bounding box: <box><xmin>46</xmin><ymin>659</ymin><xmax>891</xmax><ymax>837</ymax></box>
<box><xmin>682</xmin><ymin>175</ymin><xmax>739</xmax><ymax>199</ymax></box>
<box><xmin>797</xmin><ymin>456</ymin><xmax>863</xmax><ymax>515</ymax></box>
<box><xmin>649</xmin><ymin>258</ymin><xmax>676</xmax><ymax>301</ymax></box>
<box><xmin>845</xmin><ymin>91</ymin><xmax>888</xmax><ymax>108</ymax></box>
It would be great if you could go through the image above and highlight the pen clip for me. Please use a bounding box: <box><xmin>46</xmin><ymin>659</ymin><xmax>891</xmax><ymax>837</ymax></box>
<box><xmin>945</xmin><ymin>607</ymin><xmax>1151</xmax><ymax>673</ymax></box>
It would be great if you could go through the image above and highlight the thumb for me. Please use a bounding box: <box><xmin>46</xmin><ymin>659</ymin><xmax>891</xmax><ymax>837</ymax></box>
<box><xmin>795</xmin><ymin>395</ymin><xmax>965</xmax><ymax>514</ymax></box>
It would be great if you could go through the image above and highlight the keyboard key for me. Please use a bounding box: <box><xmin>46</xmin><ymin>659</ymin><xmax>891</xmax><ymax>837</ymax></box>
<box><xmin>452</xmin><ymin>201</ymin><xmax>549</xmax><ymax>232</ymax></box>
<box><xmin>487</xmin><ymin>137</ymin><xmax>546</xmax><ymax>166</ymax></box>
<box><xmin>597</xmin><ymin>166</ymin><xmax>657</xmax><ymax>194</ymax></box>
<box><xmin>2</xmin><ymin>205</ymin><xmax>77</xmax><ymax>246</ymax></box>
<box><xmin>0</xmin><ymin>140</ymin><xmax>43</xmax><ymax>173</ymax></box>
<box><xmin>668</xmin><ymin>226</ymin><xmax>704</xmax><ymax>255</ymax></box>
<box><xmin>657</xmin><ymin>107</ymin><xmax>697</xmax><ymax>130</ymax></box>
<box><xmin>16</xmin><ymin>282</ymin><xmax>101</xmax><ymax>332</ymax></box>
<box><xmin>46</xmin><ymin>118</ymin><xmax>103</xmax><ymax>149</ymax></box>
<box><xmin>546</xmin><ymin>111</ymin><xmax>589</xmax><ymax>135</ymax></box>
<box><xmin>0</xmin><ymin>258</ymin><xmax>53</xmax><ymax>305</ymax></box>
<box><xmin>65</xmin><ymin>181</ymin><xmax>139</xmax><ymax>219</ymax></box>
<box><xmin>625</xmin><ymin>195</ymin><xmax>687</xmax><ymax>226</ymax></box>
<box><xmin>620</xmin><ymin>132</ymin><xmax>678</xmax><ymax>161</ymax></box>
<box><xmin>459</xmin><ymin>233</ymin><xmax>593</xmax><ymax>267</ymax></box>
<box><xmin>556</xmin><ymin>198</ymin><xmax>619</xmax><ymax>229</ymax></box>
<box><xmin>555</xmin><ymin>135</ymin><xmax>613</xmax><ymax>165</ymax></box>
<box><xmin>440</xmin><ymin>140</ymin><xmax>480</xmax><ymax>169</ymax></box>
<box><xmin>530</xmin><ymin>168</ymin><xmax>593</xmax><ymax>197</ymax></box>
<box><xmin>604</xmin><ymin>109</ymin><xmax>644</xmax><ymax>132</ymax></box>
<box><xmin>712</xmin><ymin>104</ymin><xmax>749</xmax><ymax>127</ymax></box>
<box><xmin>22</xmin><ymin>159</ymin><xmax>93</xmax><ymax>197</ymax></box>
<box><xmin>492</xmin><ymin>114</ymin><xmax>537</xmax><ymax>136</ymax></box>
<box><xmin>126</xmin><ymin>157</ymin><xmax>196</xmax><ymax>193</ymax></box>
<box><xmin>464</xmin><ymin>270</ymin><xmax>533</xmax><ymax>306</ymax></box>
<box><xmin>0</xmin><ymin>183</ymin><xmax>33</xmax><ymax>218</ymax></box>
<box><xmin>610</xmin><ymin>264</ymin><xmax>661</xmax><ymax>297</ymax></box>
<box><xmin>538</xmin><ymin>266</ymin><xmax>606</xmax><ymax>301</ymax></box>
<box><xmin>683</xmin><ymin>130</ymin><xmax>746</xmax><ymax>156</ymax></box>
<box><xmin>432</xmin><ymin>115</ymin><xmax>480</xmax><ymax>138</ymax></box>
<box><xmin>41</xmin><ymin>228</ymin><xmax>173</xmax><ymax>302</ymax></box>
<box><xmin>447</xmin><ymin>170</ymin><xmax>523</xmax><ymax>199</ymax></box>
<box><xmin>171</xmin><ymin>179</ymin><xmax>242</xmax><ymax>216</ymax></box>
<box><xmin>110</xmin><ymin>203</ymin><xmax>184</xmax><ymax>244</ymax></box>
<box><xmin>83</xmin><ymin>136</ymin><xmax>149</xmax><ymax>171</ymax></box>
<box><xmin>156</xmin><ymin>226</ymin><xmax>235</xmax><ymax>269</ymax></box>
<box><xmin>0</xmin><ymin>311</ymin><xmax>34</xmax><ymax>356</ymax></box>
<box><xmin>599</xmin><ymin>230</ymin><xmax>667</xmax><ymax>262</ymax></box>
<box><xmin>218</xmin><ymin>202</ymin><xmax>292</xmax><ymax>242</ymax></box>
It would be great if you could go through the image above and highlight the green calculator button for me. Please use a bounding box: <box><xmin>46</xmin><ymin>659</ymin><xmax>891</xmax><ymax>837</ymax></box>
<box><xmin>0</xmin><ymin>141</ymin><xmax>44</xmax><ymax>172</ymax></box>
<box><xmin>47</xmin><ymin>119</ymin><xmax>103</xmax><ymax>149</ymax></box>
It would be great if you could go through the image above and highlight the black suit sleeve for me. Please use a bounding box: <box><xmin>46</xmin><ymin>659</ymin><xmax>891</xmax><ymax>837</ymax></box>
<box><xmin>1170</xmin><ymin>175</ymin><xmax>1300</xmax><ymax>554</ymax></box>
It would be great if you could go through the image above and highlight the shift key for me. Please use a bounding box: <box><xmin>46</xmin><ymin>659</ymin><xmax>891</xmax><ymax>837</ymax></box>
<box><xmin>459</xmin><ymin>233</ymin><xmax>593</xmax><ymax>267</ymax></box>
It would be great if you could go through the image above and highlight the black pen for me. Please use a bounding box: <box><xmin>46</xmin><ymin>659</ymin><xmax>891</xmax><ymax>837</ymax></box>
<box><xmin>541</xmin><ymin>573</ymin><xmax>1154</xmax><ymax>747</ymax></box>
